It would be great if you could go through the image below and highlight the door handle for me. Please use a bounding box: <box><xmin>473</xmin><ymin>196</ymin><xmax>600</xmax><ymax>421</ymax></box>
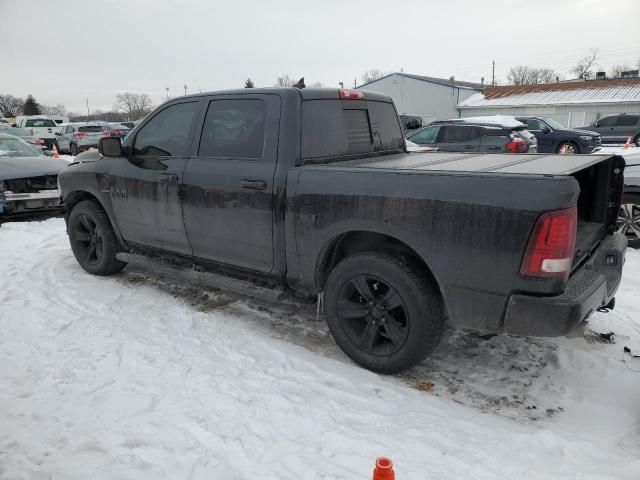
<box><xmin>158</xmin><ymin>173</ymin><xmax>179</xmax><ymax>183</ymax></box>
<box><xmin>240</xmin><ymin>179</ymin><xmax>267</xmax><ymax>190</ymax></box>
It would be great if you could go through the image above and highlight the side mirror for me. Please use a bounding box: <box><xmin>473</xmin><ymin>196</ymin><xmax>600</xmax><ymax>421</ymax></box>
<box><xmin>542</xmin><ymin>127</ymin><xmax>551</xmax><ymax>134</ymax></box>
<box><xmin>98</xmin><ymin>137</ymin><xmax>123</xmax><ymax>157</ymax></box>
<box><xmin>593</xmin><ymin>122</ymin><xmax>599</xmax><ymax>127</ymax></box>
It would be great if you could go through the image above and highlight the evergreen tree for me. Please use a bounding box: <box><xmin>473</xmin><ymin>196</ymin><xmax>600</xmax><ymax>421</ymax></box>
<box><xmin>23</xmin><ymin>95</ymin><xmax>41</xmax><ymax>115</ymax></box>
<box><xmin>244</xmin><ymin>78</ymin><xmax>255</xmax><ymax>88</ymax></box>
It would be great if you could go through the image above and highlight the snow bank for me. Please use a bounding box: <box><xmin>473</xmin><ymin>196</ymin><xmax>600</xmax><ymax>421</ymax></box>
<box><xmin>1</xmin><ymin>219</ymin><xmax>640</xmax><ymax>479</ymax></box>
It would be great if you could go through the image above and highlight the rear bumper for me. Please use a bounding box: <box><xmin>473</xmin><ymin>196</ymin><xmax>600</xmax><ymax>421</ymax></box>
<box><xmin>503</xmin><ymin>232</ymin><xmax>627</xmax><ymax>336</ymax></box>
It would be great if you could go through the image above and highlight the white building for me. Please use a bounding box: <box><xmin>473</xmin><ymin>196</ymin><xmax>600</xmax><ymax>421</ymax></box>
<box><xmin>357</xmin><ymin>72</ymin><xmax>483</xmax><ymax>123</ymax></box>
<box><xmin>458</xmin><ymin>78</ymin><xmax>640</xmax><ymax>128</ymax></box>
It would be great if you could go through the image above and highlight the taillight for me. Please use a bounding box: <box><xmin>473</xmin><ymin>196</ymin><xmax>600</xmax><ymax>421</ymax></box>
<box><xmin>73</xmin><ymin>132</ymin><xmax>87</xmax><ymax>138</ymax></box>
<box><xmin>339</xmin><ymin>89</ymin><xmax>365</xmax><ymax>100</ymax></box>
<box><xmin>506</xmin><ymin>137</ymin><xmax>527</xmax><ymax>153</ymax></box>
<box><xmin>102</xmin><ymin>130</ymin><xmax>110</xmax><ymax>137</ymax></box>
<box><xmin>33</xmin><ymin>139</ymin><xmax>44</xmax><ymax>145</ymax></box>
<box><xmin>520</xmin><ymin>207</ymin><xmax>577</xmax><ymax>278</ymax></box>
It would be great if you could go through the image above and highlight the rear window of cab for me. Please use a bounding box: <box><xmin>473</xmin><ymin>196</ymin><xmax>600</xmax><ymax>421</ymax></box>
<box><xmin>301</xmin><ymin>100</ymin><xmax>404</xmax><ymax>160</ymax></box>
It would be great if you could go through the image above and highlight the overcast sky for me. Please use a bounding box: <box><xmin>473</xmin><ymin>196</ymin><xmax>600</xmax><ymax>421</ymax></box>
<box><xmin>2</xmin><ymin>0</ymin><xmax>639</xmax><ymax>113</ymax></box>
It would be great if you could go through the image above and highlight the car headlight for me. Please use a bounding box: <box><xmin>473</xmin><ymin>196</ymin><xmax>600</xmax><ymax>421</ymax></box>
<box><xmin>579</xmin><ymin>135</ymin><xmax>593</xmax><ymax>141</ymax></box>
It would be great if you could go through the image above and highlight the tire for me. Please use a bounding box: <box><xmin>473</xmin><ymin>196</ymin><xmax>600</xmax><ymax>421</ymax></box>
<box><xmin>634</xmin><ymin>134</ymin><xmax>640</xmax><ymax>147</ymax></box>
<box><xmin>618</xmin><ymin>193</ymin><xmax>640</xmax><ymax>249</ymax></box>
<box><xmin>70</xmin><ymin>143</ymin><xmax>79</xmax><ymax>156</ymax></box>
<box><xmin>68</xmin><ymin>200</ymin><xmax>127</xmax><ymax>275</ymax></box>
<box><xmin>557</xmin><ymin>141</ymin><xmax>579</xmax><ymax>154</ymax></box>
<box><xmin>324</xmin><ymin>252</ymin><xmax>444</xmax><ymax>374</ymax></box>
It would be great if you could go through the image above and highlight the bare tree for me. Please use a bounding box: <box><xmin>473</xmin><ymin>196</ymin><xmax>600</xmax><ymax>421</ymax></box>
<box><xmin>570</xmin><ymin>49</ymin><xmax>599</xmax><ymax>79</ymax></box>
<box><xmin>41</xmin><ymin>104</ymin><xmax>67</xmax><ymax>116</ymax></box>
<box><xmin>608</xmin><ymin>64</ymin><xmax>632</xmax><ymax>78</ymax></box>
<box><xmin>506</xmin><ymin>65</ymin><xmax>559</xmax><ymax>85</ymax></box>
<box><xmin>114</xmin><ymin>93</ymin><xmax>154</xmax><ymax>119</ymax></box>
<box><xmin>0</xmin><ymin>94</ymin><xmax>24</xmax><ymax>117</ymax></box>
<box><xmin>275</xmin><ymin>75</ymin><xmax>293</xmax><ymax>87</ymax></box>
<box><xmin>361</xmin><ymin>69</ymin><xmax>384</xmax><ymax>84</ymax></box>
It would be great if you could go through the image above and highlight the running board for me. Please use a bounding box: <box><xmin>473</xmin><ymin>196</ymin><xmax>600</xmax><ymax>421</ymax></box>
<box><xmin>116</xmin><ymin>252</ymin><xmax>288</xmax><ymax>303</ymax></box>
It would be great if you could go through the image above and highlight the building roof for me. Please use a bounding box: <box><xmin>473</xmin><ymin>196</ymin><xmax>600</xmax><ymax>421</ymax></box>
<box><xmin>458</xmin><ymin>78</ymin><xmax>640</xmax><ymax>108</ymax></box>
<box><xmin>358</xmin><ymin>72</ymin><xmax>483</xmax><ymax>91</ymax></box>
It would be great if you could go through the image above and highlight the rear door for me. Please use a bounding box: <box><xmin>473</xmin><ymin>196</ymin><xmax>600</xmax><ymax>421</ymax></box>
<box><xmin>181</xmin><ymin>94</ymin><xmax>280</xmax><ymax>272</ymax></box>
<box><xmin>108</xmin><ymin>99</ymin><xmax>202</xmax><ymax>254</ymax></box>
<box><xmin>436</xmin><ymin>125</ymin><xmax>481</xmax><ymax>152</ymax></box>
<box><xmin>615</xmin><ymin>115</ymin><xmax>640</xmax><ymax>142</ymax></box>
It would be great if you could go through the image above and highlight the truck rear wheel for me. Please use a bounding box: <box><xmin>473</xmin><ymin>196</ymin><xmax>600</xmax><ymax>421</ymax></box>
<box><xmin>68</xmin><ymin>200</ymin><xmax>127</xmax><ymax>275</ymax></box>
<box><xmin>324</xmin><ymin>252</ymin><xmax>444</xmax><ymax>374</ymax></box>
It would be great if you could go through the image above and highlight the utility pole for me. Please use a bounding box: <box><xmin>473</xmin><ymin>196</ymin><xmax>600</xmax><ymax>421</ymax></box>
<box><xmin>353</xmin><ymin>78</ymin><xmax>357</xmax><ymax>88</ymax></box>
<box><xmin>184</xmin><ymin>84</ymin><xmax>187</xmax><ymax>96</ymax></box>
<box><xmin>85</xmin><ymin>98</ymin><xmax>90</xmax><ymax>121</ymax></box>
<box><xmin>165</xmin><ymin>87</ymin><xmax>169</xmax><ymax>99</ymax></box>
<box><xmin>492</xmin><ymin>59</ymin><xmax>495</xmax><ymax>86</ymax></box>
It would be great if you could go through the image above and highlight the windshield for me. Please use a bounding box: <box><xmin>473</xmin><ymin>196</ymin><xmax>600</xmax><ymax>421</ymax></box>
<box><xmin>543</xmin><ymin>117</ymin><xmax>566</xmax><ymax>129</ymax></box>
<box><xmin>0</xmin><ymin>138</ymin><xmax>43</xmax><ymax>157</ymax></box>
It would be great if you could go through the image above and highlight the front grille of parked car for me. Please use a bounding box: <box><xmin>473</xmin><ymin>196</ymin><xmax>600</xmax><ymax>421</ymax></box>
<box><xmin>5</xmin><ymin>175</ymin><xmax>58</xmax><ymax>193</ymax></box>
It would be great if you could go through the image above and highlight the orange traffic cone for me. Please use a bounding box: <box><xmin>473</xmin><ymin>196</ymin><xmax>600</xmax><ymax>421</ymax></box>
<box><xmin>373</xmin><ymin>457</ymin><xmax>395</xmax><ymax>480</ymax></box>
<box><xmin>52</xmin><ymin>143</ymin><xmax>60</xmax><ymax>158</ymax></box>
<box><xmin>624</xmin><ymin>137</ymin><xmax>632</xmax><ymax>150</ymax></box>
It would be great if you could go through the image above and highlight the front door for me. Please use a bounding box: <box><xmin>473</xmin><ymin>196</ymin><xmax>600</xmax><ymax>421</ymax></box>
<box><xmin>108</xmin><ymin>100</ymin><xmax>202</xmax><ymax>255</ymax></box>
<box><xmin>181</xmin><ymin>94</ymin><xmax>281</xmax><ymax>272</ymax></box>
<box><xmin>594</xmin><ymin>116</ymin><xmax>617</xmax><ymax>142</ymax></box>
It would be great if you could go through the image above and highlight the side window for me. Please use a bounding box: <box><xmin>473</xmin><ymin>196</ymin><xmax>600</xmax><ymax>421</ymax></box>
<box><xmin>198</xmin><ymin>99</ymin><xmax>266</xmax><ymax>159</ymax></box>
<box><xmin>440</xmin><ymin>125</ymin><xmax>478</xmax><ymax>143</ymax></box>
<box><xmin>597</xmin><ymin>116</ymin><xmax>616</xmax><ymax>127</ymax></box>
<box><xmin>133</xmin><ymin>101</ymin><xmax>200</xmax><ymax>157</ymax></box>
<box><xmin>525</xmin><ymin>119</ymin><xmax>542</xmax><ymax>130</ymax></box>
<box><xmin>616</xmin><ymin>115</ymin><xmax>640</xmax><ymax>127</ymax></box>
<box><xmin>408</xmin><ymin>126</ymin><xmax>440</xmax><ymax>145</ymax></box>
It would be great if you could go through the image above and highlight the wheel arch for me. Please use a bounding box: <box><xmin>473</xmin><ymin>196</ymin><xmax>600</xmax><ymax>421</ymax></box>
<box><xmin>315</xmin><ymin>230</ymin><xmax>445</xmax><ymax>303</ymax></box>
<box><xmin>64</xmin><ymin>190</ymin><xmax>126</xmax><ymax>246</ymax></box>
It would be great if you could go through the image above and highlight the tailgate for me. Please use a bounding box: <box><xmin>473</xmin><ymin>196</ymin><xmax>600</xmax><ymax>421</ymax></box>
<box><xmin>570</xmin><ymin>155</ymin><xmax>625</xmax><ymax>270</ymax></box>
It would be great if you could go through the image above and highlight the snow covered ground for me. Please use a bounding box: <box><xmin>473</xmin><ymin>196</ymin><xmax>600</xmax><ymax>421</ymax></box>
<box><xmin>1</xmin><ymin>219</ymin><xmax>640</xmax><ymax>480</ymax></box>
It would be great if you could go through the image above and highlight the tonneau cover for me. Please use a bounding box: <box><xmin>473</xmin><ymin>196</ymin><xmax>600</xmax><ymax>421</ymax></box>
<box><xmin>318</xmin><ymin>152</ymin><xmax>621</xmax><ymax>176</ymax></box>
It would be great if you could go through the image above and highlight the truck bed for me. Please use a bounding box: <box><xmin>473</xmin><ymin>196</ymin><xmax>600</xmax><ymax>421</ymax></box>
<box><xmin>320</xmin><ymin>152</ymin><xmax>618</xmax><ymax>176</ymax></box>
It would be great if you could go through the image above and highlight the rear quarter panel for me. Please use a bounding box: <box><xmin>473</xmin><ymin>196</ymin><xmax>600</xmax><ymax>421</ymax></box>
<box><xmin>292</xmin><ymin>167</ymin><xmax>579</xmax><ymax>332</ymax></box>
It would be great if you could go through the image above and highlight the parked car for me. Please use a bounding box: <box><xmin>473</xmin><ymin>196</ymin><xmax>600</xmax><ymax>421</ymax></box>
<box><xmin>55</xmin><ymin>123</ymin><xmax>108</xmax><ymax>155</ymax></box>
<box><xmin>0</xmin><ymin>133</ymin><xmax>67</xmax><ymax>219</ymax></box>
<box><xmin>14</xmin><ymin>116</ymin><xmax>58</xmax><ymax>149</ymax></box>
<box><xmin>119</xmin><ymin>121</ymin><xmax>138</xmax><ymax>129</ymax></box>
<box><xmin>406</xmin><ymin>116</ymin><xmax>537</xmax><ymax>153</ymax></box>
<box><xmin>59</xmin><ymin>87</ymin><xmax>625</xmax><ymax>374</ymax></box>
<box><xmin>619</xmin><ymin>150</ymin><xmax>640</xmax><ymax>248</ymax></box>
<box><xmin>515</xmin><ymin>116</ymin><xmax>601</xmax><ymax>154</ymax></box>
<box><xmin>577</xmin><ymin>114</ymin><xmax>640</xmax><ymax>145</ymax></box>
<box><xmin>103</xmin><ymin>123</ymin><xmax>131</xmax><ymax>139</ymax></box>
<box><xmin>0</xmin><ymin>125</ymin><xmax>47</xmax><ymax>153</ymax></box>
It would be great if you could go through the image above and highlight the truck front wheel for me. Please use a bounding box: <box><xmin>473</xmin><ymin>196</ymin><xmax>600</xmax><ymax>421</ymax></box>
<box><xmin>68</xmin><ymin>200</ymin><xmax>127</xmax><ymax>275</ymax></box>
<box><xmin>324</xmin><ymin>252</ymin><xmax>444</xmax><ymax>374</ymax></box>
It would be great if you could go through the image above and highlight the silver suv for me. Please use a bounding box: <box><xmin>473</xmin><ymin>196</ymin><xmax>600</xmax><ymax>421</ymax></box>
<box><xmin>55</xmin><ymin>123</ymin><xmax>107</xmax><ymax>155</ymax></box>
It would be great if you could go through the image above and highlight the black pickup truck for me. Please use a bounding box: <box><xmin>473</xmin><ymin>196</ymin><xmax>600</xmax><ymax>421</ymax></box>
<box><xmin>58</xmin><ymin>87</ymin><xmax>627</xmax><ymax>374</ymax></box>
